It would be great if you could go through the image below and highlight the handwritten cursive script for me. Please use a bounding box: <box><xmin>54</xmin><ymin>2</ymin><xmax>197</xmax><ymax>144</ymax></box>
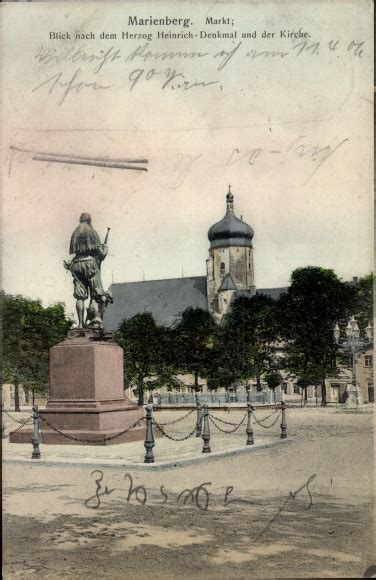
<box><xmin>32</xmin><ymin>68</ymin><xmax>113</xmax><ymax>105</ymax></box>
<box><xmin>253</xmin><ymin>473</ymin><xmax>316</xmax><ymax>542</ymax></box>
<box><xmin>84</xmin><ymin>470</ymin><xmax>316</xmax><ymax>519</ymax></box>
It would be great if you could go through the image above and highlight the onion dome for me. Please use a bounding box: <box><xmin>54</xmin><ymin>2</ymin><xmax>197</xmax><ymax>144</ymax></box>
<box><xmin>208</xmin><ymin>186</ymin><xmax>254</xmax><ymax>249</ymax></box>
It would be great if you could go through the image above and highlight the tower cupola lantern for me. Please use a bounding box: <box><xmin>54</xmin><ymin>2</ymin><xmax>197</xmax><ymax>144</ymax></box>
<box><xmin>206</xmin><ymin>187</ymin><xmax>255</xmax><ymax>320</ymax></box>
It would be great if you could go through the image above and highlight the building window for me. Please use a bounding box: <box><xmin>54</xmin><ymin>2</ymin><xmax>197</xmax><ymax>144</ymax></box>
<box><xmin>293</xmin><ymin>384</ymin><xmax>300</xmax><ymax>394</ymax></box>
<box><xmin>220</xmin><ymin>262</ymin><xmax>225</xmax><ymax>278</ymax></box>
<box><xmin>364</xmin><ymin>355</ymin><xmax>373</xmax><ymax>368</ymax></box>
<box><xmin>282</xmin><ymin>384</ymin><xmax>288</xmax><ymax>394</ymax></box>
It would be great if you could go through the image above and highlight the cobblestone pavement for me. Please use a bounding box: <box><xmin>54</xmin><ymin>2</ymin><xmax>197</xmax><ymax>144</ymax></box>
<box><xmin>3</xmin><ymin>406</ymin><xmax>375</xmax><ymax>579</ymax></box>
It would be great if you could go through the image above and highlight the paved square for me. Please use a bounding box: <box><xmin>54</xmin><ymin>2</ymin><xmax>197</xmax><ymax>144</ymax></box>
<box><xmin>3</xmin><ymin>406</ymin><xmax>375</xmax><ymax>579</ymax></box>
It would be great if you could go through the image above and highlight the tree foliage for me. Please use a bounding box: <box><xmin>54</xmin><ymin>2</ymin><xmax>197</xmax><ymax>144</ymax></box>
<box><xmin>115</xmin><ymin>313</ymin><xmax>178</xmax><ymax>405</ymax></box>
<box><xmin>2</xmin><ymin>293</ymin><xmax>72</xmax><ymax>409</ymax></box>
<box><xmin>353</xmin><ymin>273</ymin><xmax>373</xmax><ymax>330</ymax></box>
<box><xmin>173</xmin><ymin>307</ymin><xmax>217</xmax><ymax>391</ymax></box>
<box><xmin>278</xmin><ymin>267</ymin><xmax>357</xmax><ymax>405</ymax></box>
<box><xmin>206</xmin><ymin>294</ymin><xmax>279</xmax><ymax>391</ymax></box>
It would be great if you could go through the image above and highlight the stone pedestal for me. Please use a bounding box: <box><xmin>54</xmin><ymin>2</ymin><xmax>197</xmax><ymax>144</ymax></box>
<box><xmin>345</xmin><ymin>382</ymin><xmax>364</xmax><ymax>409</ymax></box>
<box><xmin>10</xmin><ymin>331</ymin><xmax>145</xmax><ymax>445</ymax></box>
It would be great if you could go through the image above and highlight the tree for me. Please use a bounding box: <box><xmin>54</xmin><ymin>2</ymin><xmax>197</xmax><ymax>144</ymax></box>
<box><xmin>278</xmin><ymin>267</ymin><xmax>356</xmax><ymax>406</ymax></box>
<box><xmin>295</xmin><ymin>371</ymin><xmax>322</xmax><ymax>407</ymax></box>
<box><xmin>353</xmin><ymin>273</ymin><xmax>373</xmax><ymax>329</ymax></box>
<box><xmin>173</xmin><ymin>307</ymin><xmax>217</xmax><ymax>392</ymax></box>
<box><xmin>265</xmin><ymin>371</ymin><xmax>283</xmax><ymax>402</ymax></box>
<box><xmin>2</xmin><ymin>293</ymin><xmax>72</xmax><ymax>410</ymax></box>
<box><xmin>226</xmin><ymin>294</ymin><xmax>279</xmax><ymax>388</ymax></box>
<box><xmin>205</xmin><ymin>324</ymin><xmax>244</xmax><ymax>392</ymax></box>
<box><xmin>115</xmin><ymin>313</ymin><xmax>176</xmax><ymax>406</ymax></box>
<box><xmin>204</xmin><ymin>294</ymin><xmax>280</xmax><ymax>393</ymax></box>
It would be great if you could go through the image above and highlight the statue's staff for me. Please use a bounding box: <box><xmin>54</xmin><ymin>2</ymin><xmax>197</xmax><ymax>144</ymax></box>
<box><xmin>98</xmin><ymin>227</ymin><xmax>111</xmax><ymax>271</ymax></box>
<box><xmin>104</xmin><ymin>227</ymin><xmax>111</xmax><ymax>245</ymax></box>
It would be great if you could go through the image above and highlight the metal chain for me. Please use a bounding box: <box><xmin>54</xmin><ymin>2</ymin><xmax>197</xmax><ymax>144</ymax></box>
<box><xmin>155</xmin><ymin>408</ymin><xmax>196</xmax><ymax>426</ymax></box>
<box><xmin>207</xmin><ymin>412</ymin><xmax>245</xmax><ymax>427</ymax></box>
<box><xmin>2</xmin><ymin>409</ymin><xmax>33</xmax><ymax>425</ymax></box>
<box><xmin>251</xmin><ymin>407</ymin><xmax>280</xmax><ymax>423</ymax></box>
<box><xmin>9</xmin><ymin>416</ymin><xmax>34</xmax><ymax>433</ymax></box>
<box><xmin>251</xmin><ymin>410</ymin><xmax>282</xmax><ymax>429</ymax></box>
<box><xmin>209</xmin><ymin>412</ymin><xmax>247</xmax><ymax>434</ymax></box>
<box><xmin>152</xmin><ymin>419</ymin><xmax>197</xmax><ymax>441</ymax></box>
<box><xmin>40</xmin><ymin>415</ymin><xmax>145</xmax><ymax>444</ymax></box>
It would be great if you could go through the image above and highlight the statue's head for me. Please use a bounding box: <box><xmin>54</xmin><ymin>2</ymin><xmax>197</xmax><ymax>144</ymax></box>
<box><xmin>79</xmin><ymin>212</ymin><xmax>92</xmax><ymax>225</ymax></box>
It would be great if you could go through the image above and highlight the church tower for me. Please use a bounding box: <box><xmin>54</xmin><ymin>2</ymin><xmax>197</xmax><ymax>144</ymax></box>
<box><xmin>206</xmin><ymin>187</ymin><xmax>255</xmax><ymax>319</ymax></box>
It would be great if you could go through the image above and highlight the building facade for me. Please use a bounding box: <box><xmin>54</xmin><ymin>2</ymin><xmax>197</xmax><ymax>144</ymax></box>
<box><xmin>206</xmin><ymin>188</ymin><xmax>255</xmax><ymax>320</ymax></box>
<box><xmin>356</xmin><ymin>349</ymin><xmax>374</xmax><ymax>403</ymax></box>
<box><xmin>105</xmin><ymin>187</ymin><xmax>283</xmax><ymax>330</ymax></box>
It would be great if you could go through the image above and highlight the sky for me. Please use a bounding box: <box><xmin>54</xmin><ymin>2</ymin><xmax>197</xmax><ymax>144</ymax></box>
<box><xmin>2</xmin><ymin>1</ymin><xmax>373</xmax><ymax>320</ymax></box>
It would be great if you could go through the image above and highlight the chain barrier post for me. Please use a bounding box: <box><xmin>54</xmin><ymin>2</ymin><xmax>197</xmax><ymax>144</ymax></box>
<box><xmin>144</xmin><ymin>405</ymin><xmax>155</xmax><ymax>463</ymax></box>
<box><xmin>280</xmin><ymin>402</ymin><xmax>287</xmax><ymax>439</ymax></box>
<box><xmin>201</xmin><ymin>403</ymin><xmax>211</xmax><ymax>454</ymax></box>
<box><xmin>31</xmin><ymin>405</ymin><xmax>41</xmax><ymax>459</ymax></box>
<box><xmin>246</xmin><ymin>402</ymin><xmax>254</xmax><ymax>445</ymax></box>
<box><xmin>195</xmin><ymin>393</ymin><xmax>202</xmax><ymax>437</ymax></box>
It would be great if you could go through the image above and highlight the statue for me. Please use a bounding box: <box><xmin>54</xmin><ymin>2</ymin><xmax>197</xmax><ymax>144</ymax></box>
<box><xmin>64</xmin><ymin>213</ymin><xmax>113</xmax><ymax>329</ymax></box>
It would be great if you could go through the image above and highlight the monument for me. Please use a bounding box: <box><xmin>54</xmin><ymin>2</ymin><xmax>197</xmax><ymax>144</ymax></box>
<box><xmin>10</xmin><ymin>214</ymin><xmax>145</xmax><ymax>445</ymax></box>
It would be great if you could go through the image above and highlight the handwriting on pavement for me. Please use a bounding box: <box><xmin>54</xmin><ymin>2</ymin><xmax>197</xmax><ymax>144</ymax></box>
<box><xmin>84</xmin><ymin>470</ymin><xmax>316</xmax><ymax>540</ymax></box>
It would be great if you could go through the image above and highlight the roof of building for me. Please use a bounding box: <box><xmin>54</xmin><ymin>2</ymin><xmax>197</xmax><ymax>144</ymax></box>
<box><xmin>104</xmin><ymin>276</ymin><xmax>289</xmax><ymax>330</ymax></box>
<box><xmin>218</xmin><ymin>273</ymin><xmax>237</xmax><ymax>291</ymax></box>
<box><xmin>208</xmin><ymin>189</ymin><xmax>254</xmax><ymax>249</ymax></box>
<box><xmin>104</xmin><ymin>276</ymin><xmax>208</xmax><ymax>330</ymax></box>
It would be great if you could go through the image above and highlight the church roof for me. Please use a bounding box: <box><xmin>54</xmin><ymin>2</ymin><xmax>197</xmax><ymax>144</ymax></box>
<box><xmin>104</xmin><ymin>277</ymin><xmax>288</xmax><ymax>330</ymax></box>
<box><xmin>104</xmin><ymin>276</ymin><xmax>208</xmax><ymax>330</ymax></box>
<box><xmin>218</xmin><ymin>273</ymin><xmax>238</xmax><ymax>291</ymax></box>
<box><xmin>208</xmin><ymin>188</ymin><xmax>254</xmax><ymax>249</ymax></box>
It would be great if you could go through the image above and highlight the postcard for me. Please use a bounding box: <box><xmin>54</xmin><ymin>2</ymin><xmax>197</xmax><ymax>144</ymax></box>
<box><xmin>2</xmin><ymin>1</ymin><xmax>374</xmax><ymax>578</ymax></box>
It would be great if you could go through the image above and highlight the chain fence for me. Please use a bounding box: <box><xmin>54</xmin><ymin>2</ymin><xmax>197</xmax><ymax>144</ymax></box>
<box><xmin>251</xmin><ymin>410</ymin><xmax>282</xmax><ymax>429</ymax></box>
<box><xmin>208</xmin><ymin>410</ymin><xmax>248</xmax><ymax>434</ymax></box>
<box><xmin>251</xmin><ymin>407</ymin><xmax>280</xmax><ymax>423</ymax></box>
<box><xmin>152</xmin><ymin>419</ymin><xmax>197</xmax><ymax>441</ymax></box>
<box><xmin>5</xmin><ymin>402</ymin><xmax>287</xmax><ymax>464</ymax></box>
<box><xmin>206</xmin><ymin>413</ymin><xmax>244</xmax><ymax>427</ymax></box>
<box><xmin>39</xmin><ymin>415</ymin><xmax>145</xmax><ymax>444</ymax></box>
<box><xmin>2</xmin><ymin>409</ymin><xmax>33</xmax><ymax>425</ymax></box>
<box><xmin>154</xmin><ymin>408</ymin><xmax>196</xmax><ymax>426</ymax></box>
<box><xmin>8</xmin><ymin>416</ymin><xmax>34</xmax><ymax>433</ymax></box>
